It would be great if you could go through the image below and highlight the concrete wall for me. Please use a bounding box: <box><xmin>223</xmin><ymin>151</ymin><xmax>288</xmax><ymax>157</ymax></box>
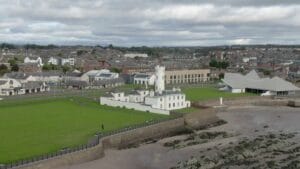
<box><xmin>16</xmin><ymin>144</ymin><xmax>104</xmax><ymax>169</ymax></box>
<box><xmin>100</xmin><ymin>97</ymin><xmax>170</xmax><ymax>115</ymax></box>
<box><xmin>194</xmin><ymin>96</ymin><xmax>272</xmax><ymax>107</ymax></box>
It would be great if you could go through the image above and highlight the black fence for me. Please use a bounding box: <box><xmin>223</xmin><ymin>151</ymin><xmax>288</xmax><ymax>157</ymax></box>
<box><xmin>0</xmin><ymin>114</ymin><xmax>182</xmax><ymax>169</ymax></box>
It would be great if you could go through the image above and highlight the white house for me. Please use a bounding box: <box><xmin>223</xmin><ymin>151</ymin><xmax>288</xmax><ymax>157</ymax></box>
<box><xmin>24</xmin><ymin>57</ymin><xmax>43</xmax><ymax>67</ymax></box>
<box><xmin>133</xmin><ymin>73</ymin><xmax>156</xmax><ymax>85</ymax></box>
<box><xmin>0</xmin><ymin>78</ymin><xmax>24</xmax><ymax>96</ymax></box>
<box><xmin>100</xmin><ymin>65</ymin><xmax>191</xmax><ymax>115</ymax></box>
<box><xmin>61</xmin><ymin>58</ymin><xmax>75</xmax><ymax>66</ymax></box>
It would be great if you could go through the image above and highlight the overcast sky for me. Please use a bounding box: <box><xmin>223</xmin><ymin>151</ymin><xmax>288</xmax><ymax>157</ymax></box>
<box><xmin>1</xmin><ymin>0</ymin><xmax>300</xmax><ymax>46</ymax></box>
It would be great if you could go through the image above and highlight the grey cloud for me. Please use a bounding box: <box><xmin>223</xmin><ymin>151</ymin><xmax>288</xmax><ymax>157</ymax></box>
<box><xmin>0</xmin><ymin>0</ymin><xmax>300</xmax><ymax>46</ymax></box>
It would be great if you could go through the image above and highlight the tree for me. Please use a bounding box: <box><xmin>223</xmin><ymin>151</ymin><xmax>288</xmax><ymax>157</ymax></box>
<box><xmin>0</xmin><ymin>64</ymin><xmax>9</xmax><ymax>75</ymax></box>
<box><xmin>110</xmin><ymin>67</ymin><xmax>122</xmax><ymax>73</ymax></box>
<box><xmin>11</xmin><ymin>64</ymin><xmax>19</xmax><ymax>72</ymax></box>
<box><xmin>42</xmin><ymin>64</ymin><xmax>59</xmax><ymax>71</ymax></box>
<box><xmin>209</xmin><ymin>59</ymin><xmax>229</xmax><ymax>69</ymax></box>
<box><xmin>62</xmin><ymin>65</ymin><xmax>71</xmax><ymax>73</ymax></box>
<box><xmin>209</xmin><ymin>59</ymin><xmax>218</xmax><ymax>67</ymax></box>
<box><xmin>8</xmin><ymin>58</ymin><xmax>19</xmax><ymax>72</ymax></box>
<box><xmin>219</xmin><ymin>73</ymin><xmax>224</xmax><ymax>80</ymax></box>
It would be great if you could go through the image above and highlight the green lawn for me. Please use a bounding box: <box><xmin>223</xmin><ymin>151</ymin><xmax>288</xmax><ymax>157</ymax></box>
<box><xmin>0</xmin><ymin>97</ymin><xmax>166</xmax><ymax>163</ymax></box>
<box><xmin>182</xmin><ymin>87</ymin><xmax>255</xmax><ymax>102</ymax></box>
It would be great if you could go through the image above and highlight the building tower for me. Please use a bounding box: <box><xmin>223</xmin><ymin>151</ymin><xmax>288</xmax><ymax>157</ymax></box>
<box><xmin>155</xmin><ymin>65</ymin><xmax>165</xmax><ymax>94</ymax></box>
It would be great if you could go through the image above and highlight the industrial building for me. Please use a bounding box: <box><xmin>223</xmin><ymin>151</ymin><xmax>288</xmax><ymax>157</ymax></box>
<box><xmin>221</xmin><ymin>70</ymin><xmax>300</xmax><ymax>96</ymax></box>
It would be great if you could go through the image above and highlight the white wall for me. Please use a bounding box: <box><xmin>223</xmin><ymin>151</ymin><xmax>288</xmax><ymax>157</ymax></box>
<box><xmin>231</xmin><ymin>88</ymin><xmax>244</xmax><ymax>93</ymax></box>
<box><xmin>100</xmin><ymin>97</ymin><xmax>170</xmax><ymax>115</ymax></box>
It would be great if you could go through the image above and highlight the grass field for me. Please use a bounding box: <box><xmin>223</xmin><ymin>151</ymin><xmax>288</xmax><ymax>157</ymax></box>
<box><xmin>0</xmin><ymin>97</ymin><xmax>166</xmax><ymax>163</ymax></box>
<box><xmin>182</xmin><ymin>87</ymin><xmax>255</xmax><ymax>101</ymax></box>
<box><xmin>0</xmin><ymin>85</ymin><xmax>253</xmax><ymax>164</ymax></box>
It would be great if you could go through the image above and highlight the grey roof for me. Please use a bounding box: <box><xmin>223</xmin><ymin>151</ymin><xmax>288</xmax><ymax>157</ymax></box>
<box><xmin>245</xmin><ymin>70</ymin><xmax>260</xmax><ymax>79</ymax></box>
<box><xmin>5</xmin><ymin>72</ymin><xmax>29</xmax><ymax>79</ymax></box>
<box><xmin>65</xmin><ymin>72</ymin><xmax>83</xmax><ymax>77</ymax></box>
<box><xmin>0</xmin><ymin>80</ymin><xmax>8</xmax><ymax>85</ymax></box>
<box><xmin>92</xmin><ymin>78</ymin><xmax>124</xmax><ymax>86</ymax></box>
<box><xmin>29</xmin><ymin>71</ymin><xmax>63</xmax><ymax>77</ymax></box>
<box><xmin>223</xmin><ymin>70</ymin><xmax>300</xmax><ymax>92</ymax></box>
<box><xmin>65</xmin><ymin>80</ymin><xmax>88</xmax><ymax>87</ymax></box>
<box><xmin>22</xmin><ymin>81</ymin><xmax>45</xmax><ymax>89</ymax></box>
<box><xmin>134</xmin><ymin>74</ymin><xmax>150</xmax><ymax>79</ymax></box>
<box><xmin>98</xmin><ymin>73</ymin><xmax>113</xmax><ymax>78</ymax></box>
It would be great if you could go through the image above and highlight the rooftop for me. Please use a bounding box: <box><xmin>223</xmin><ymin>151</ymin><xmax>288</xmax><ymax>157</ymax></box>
<box><xmin>223</xmin><ymin>70</ymin><xmax>300</xmax><ymax>92</ymax></box>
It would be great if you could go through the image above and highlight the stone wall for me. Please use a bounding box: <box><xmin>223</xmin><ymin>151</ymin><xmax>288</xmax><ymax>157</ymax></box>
<box><xmin>101</xmin><ymin>118</ymin><xmax>185</xmax><ymax>149</ymax></box>
<box><xmin>184</xmin><ymin>108</ymin><xmax>219</xmax><ymax>129</ymax></box>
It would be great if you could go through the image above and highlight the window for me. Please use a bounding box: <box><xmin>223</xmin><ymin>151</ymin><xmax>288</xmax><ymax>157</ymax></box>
<box><xmin>173</xmin><ymin>103</ymin><xmax>175</xmax><ymax>107</ymax></box>
<box><xmin>177</xmin><ymin>96</ymin><xmax>179</xmax><ymax>99</ymax></box>
<box><xmin>169</xmin><ymin>103</ymin><xmax>171</xmax><ymax>108</ymax></box>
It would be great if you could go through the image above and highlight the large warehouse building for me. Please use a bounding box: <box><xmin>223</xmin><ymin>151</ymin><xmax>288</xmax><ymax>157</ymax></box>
<box><xmin>221</xmin><ymin>70</ymin><xmax>300</xmax><ymax>96</ymax></box>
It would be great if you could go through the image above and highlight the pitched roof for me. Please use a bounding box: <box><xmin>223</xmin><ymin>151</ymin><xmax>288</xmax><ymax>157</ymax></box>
<box><xmin>223</xmin><ymin>70</ymin><xmax>300</xmax><ymax>92</ymax></box>
<box><xmin>245</xmin><ymin>70</ymin><xmax>260</xmax><ymax>79</ymax></box>
<box><xmin>0</xmin><ymin>80</ymin><xmax>8</xmax><ymax>85</ymax></box>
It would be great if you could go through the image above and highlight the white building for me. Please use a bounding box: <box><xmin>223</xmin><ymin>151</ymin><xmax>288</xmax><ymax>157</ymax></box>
<box><xmin>100</xmin><ymin>65</ymin><xmax>191</xmax><ymax>115</ymax></box>
<box><xmin>0</xmin><ymin>78</ymin><xmax>24</xmax><ymax>96</ymax></box>
<box><xmin>24</xmin><ymin>57</ymin><xmax>43</xmax><ymax>67</ymax></box>
<box><xmin>48</xmin><ymin>57</ymin><xmax>75</xmax><ymax>66</ymax></box>
<box><xmin>61</xmin><ymin>58</ymin><xmax>75</xmax><ymax>66</ymax></box>
<box><xmin>133</xmin><ymin>73</ymin><xmax>155</xmax><ymax>85</ymax></box>
<box><xmin>48</xmin><ymin>57</ymin><xmax>59</xmax><ymax>65</ymax></box>
<box><xmin>124</xmin><ymin>53</ymin><xmax>148</xmax><ymax>58</ymax></box>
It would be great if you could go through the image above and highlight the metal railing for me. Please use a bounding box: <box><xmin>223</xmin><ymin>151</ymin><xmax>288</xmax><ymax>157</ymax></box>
<box><xmin>0</xmin><ymin>114</ymin><xmax>182</xmax><ymax>169</ymax></box>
